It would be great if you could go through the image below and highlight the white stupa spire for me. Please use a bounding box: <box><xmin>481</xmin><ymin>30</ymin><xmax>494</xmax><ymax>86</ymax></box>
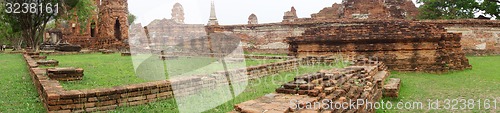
<box><xmin>208</xmin><ymin>0</ymin><xmax>219</xmax><ymax>25</ymax></box>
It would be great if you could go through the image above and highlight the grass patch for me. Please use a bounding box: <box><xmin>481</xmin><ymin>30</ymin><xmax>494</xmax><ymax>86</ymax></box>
<box><xmin>46</xmin><ymin>53</ymin><xmax>148</xmax><ymax>90</ymax></box>
<box><xmin>46</xmin><ymin>53</ymin><xmax>286</xmax><ymax>90</ymax></box>
<box><xmin>378</xmin><ymin>56</ymin><xmax>500</xmax><ymax>113</ymax></box>
<box><xmin>3</xmin><ymin>52</ymin><xmax>499</xmax><ymax>112</ymax></box>
<box><xmin>0</xmin><ymin>54</ymin><xmax>45</xmax><ymax>112</ymax></box>
<box><xmin>111</xmin><ymin>64</ymin><xmax>343</xmax><ymax>112</ymax></box>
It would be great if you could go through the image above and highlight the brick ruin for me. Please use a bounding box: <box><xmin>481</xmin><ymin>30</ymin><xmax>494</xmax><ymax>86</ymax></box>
<box><xmin>208</xmin><ymin>19</ymin><xmax>500</xmax><ymax>56</ymax></box>
<box><xmin>128</xmin><ymin>3</ymin><xmax>206</xmax><ymax>52</ymax></box>
<box><xmin>46</xmin><ymin>0</ymin><xmax>129</xmax><ymax>49</ymax></box>
<box><xmin>204</xmin><ymin>1</ymin><xmax>500</xmax><ymax>73</ymax></box>
<box><xmin>282</xmin><ymin>7</ymin><xmax>298</xmax><ymax>22</ymax></box>
<box><xmin>285</xmin><ymin>20</ymin><xmax>471</xmax><ymax>72</ymax></box>
<box><xmin>309</xmin><ymin>0</ymin><xmax>419</xmax><ymax>20</ymax></box>
<box><xmin>234</xmin><ymin>59</ymin><xmax>390</xmax><ymax>112</ymax></box>
<box><xmin>205</xmin><ymin>0</ymin><xmax>499</xmax><ymax>56</ymax></box>
<box><xmin>248</xmin><ymin>14</ymin><xmax>258</xmax><ymax>25</ymax></box>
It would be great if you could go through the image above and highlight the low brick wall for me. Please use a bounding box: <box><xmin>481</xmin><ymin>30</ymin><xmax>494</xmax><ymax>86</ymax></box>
<box><xmin>37</xmin><ymin>60</ymin><xmax>59</xmax><ymax>67</ymax></box>
<box><xmin>23</xmin><ymin>53</ymin><xmax>333</xmax><ymax>112</ymax></box>
<box><xmin>245</xmin><ymin>59</ymin><xmax>300</xmax><ymax>79</ymax></box>
<box><xmin>244</xmin><ymin>55</ymin><xmax>295</xmax><ymax>60</ymax></box>
<box><xmin>40</xmin><ymin>51</ymin><xmax>99</xmax><ymax>55</ymax></box>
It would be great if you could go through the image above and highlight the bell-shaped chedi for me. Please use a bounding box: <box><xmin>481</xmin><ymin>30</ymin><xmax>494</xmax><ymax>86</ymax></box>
<box><xmin>248</xmin><ymin>13</ymin><xmax>258</xmax><ymax>25</ymax></box>
<box><xmin>171</xmin><ymin>3</ymin><xmax>185</xmax><ymax>24</ymax></box>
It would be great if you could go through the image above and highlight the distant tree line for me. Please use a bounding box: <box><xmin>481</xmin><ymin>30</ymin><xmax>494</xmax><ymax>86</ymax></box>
<box><xmin>418</xmin><ymin>0</ymin><xmax>500</xmax><ymax>19</ymax></box>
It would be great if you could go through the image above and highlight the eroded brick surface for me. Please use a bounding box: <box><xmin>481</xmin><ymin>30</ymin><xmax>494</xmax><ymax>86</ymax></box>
<box><xmin>286</xmin><ymin>20</ymin><xmax>471</xmax><ymax>72</ymax></box>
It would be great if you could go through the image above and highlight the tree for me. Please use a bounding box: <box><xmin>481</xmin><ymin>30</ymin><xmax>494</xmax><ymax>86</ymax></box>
<box><xmin>418</xmin><ymin>0</ymin><xmax>500</xmax><ymax>20</ymax></box>
<box><xmin>128</xmin><ymin>13</ymin><xmax>136</xmax><ymax>25</ymax></box>
<box><xmin>417</xmin><ymin>0</ymin><xmax>480</xmax><ymax>19</ymax></box>
<box><xmin>478</xmin><ymin>0</ymin><xmax>500</xmax><ymax>19</ymax></box>
<box><xmin>0</xmin><ymin>1</ymin><xmax>22</xmax><ymax>49</ymax></box>
<box><xmin>0</xmin><ymin>0</ymin><xmax>95</xmax><ymax>50</ymax></box>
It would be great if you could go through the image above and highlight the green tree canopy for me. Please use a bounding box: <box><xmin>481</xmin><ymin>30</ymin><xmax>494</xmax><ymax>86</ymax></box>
<box><xmin>478</xmin><ymin>0</ymin><xmax>500</xmax><ymax>18</ymax></box>
<box><xmin>128</xmin><ymin>13</ymin><xmax>136</xmax><ymax>25</ymax></box>
<box><xmin>418</xmin><ymin>0</ymin><xmax>480</xmax><ymax>19</ymax></box>
<box><xmin>0</xmin><ymin>0</ymin><xmax>96</xmax><ymax>50</ymax></box>
<box><xmin>418</xmin><ymin>0</ymin><xmax>500</xmax><ymax>20</ymax></box>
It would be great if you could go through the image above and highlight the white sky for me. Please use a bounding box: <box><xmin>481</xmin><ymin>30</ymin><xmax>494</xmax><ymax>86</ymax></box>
<box><xmin>128</xmin><ymin>0</ymin><xmax>420</xmax><ymax>25</ymax></box>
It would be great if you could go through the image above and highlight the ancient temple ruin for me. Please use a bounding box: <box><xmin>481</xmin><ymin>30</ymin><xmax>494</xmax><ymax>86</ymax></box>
<box><xmin>310</xmin><ymin>0</ymin><xmax>419</xmax><ymax>20</ymax></box>
<box><xmin>248</xmin><ymin>14</ymin><xmax>258</xmax><ymax>25</ymax></box>
<box><xmin>45</xmin><ymin>0</ymin><xmax>129</xmax><ymax>50</ymax></box>
<box><xmin>285</xmin><ymin>20</ymin><xmax>471</xmax><ymax>72</ymax></box>
<box><xmin>128</xmin><ymin>3</ymin><xmax>206</xmax><ymax>53</ymax></box>
<box><xmin>205</xmin><ymin>0</ymin><xmax>486</xmax><ymax>72</ymax></box>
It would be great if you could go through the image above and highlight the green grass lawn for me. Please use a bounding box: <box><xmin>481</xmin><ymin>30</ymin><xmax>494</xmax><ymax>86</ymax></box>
<box><xmin>46</xmin><ymin>53</ymin><xmax>149</xmax><ymax>90</ymax></box>
<box><xmin>2</xmin><ymin>52</ymin><xmax>499</xmax><ymax>113</ymax></box>
<box><xmin>111</xmin><ymin>64</ymin><xmax>342</xmax><ymax>113</ymax></box>
<box><xmin>46</xmin><ymin>53</ymin><xmax>285</xmax><ymax>90</ymax></box>
<box><xmin>379</xmin><ymin>56</ymin><xmax>500</xmax><ymax>113</ymax></box>
<box><xmin>0</xmin><ymin>54</ymin><xmax>45</xmax><ymax>112</ymax></box>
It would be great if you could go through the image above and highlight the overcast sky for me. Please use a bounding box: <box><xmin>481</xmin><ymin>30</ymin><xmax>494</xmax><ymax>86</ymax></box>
<box><xmin>128</xmin><ymin>0</ymin><xmax>420</xmax><ymax>25</ymax></box>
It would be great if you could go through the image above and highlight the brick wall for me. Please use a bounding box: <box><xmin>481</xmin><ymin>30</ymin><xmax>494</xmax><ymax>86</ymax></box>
<box><xmin>420</xmin><ymin>20</ymin><xmax>500</xmax><ymax>55</ymax></box>
<box><xmin>23</xmin><ymin>53</ymin><xmax>337</xmax><ymax>112</ymax></box>
<box><xmin>208</xmin><ymin>19</ymin><xmax>500</xmax><ymax>56</ymax></box>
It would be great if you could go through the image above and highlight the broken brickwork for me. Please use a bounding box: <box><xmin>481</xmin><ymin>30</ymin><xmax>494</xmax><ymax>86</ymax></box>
<box><xmin>383</xmin><ymin>78</ymin><xmax>401</xmax><ymax>98</ymax></box>
<box><xmin>234</xmin><ymin>59</ymin><xmax>390</xmax><ymax>113</ymax></box>
<box><xmin>248</xmin><ymin>14</ymin><xmax>258</xmax><ymax>25</ymax></box>
<box><xmin>310</xmin><ymin>0</ymin><xmax>419</xmax><ymax>20</ymax></box>
<box><xmin>282</xmin><ymin>7</ymin><xmax>298</xmax><ymax>22</ymax></box>
<box><xmin>128</xmin><ymin>3</ymin><xmax>206</xmax><ymax>52</ymax></box>
<box><xmin>286</xmin><ymin>20</ymin><xmax>471</xmax><ymax>72</ymax></box>
<box><xmin>47</xmin><ymin>68</ymin><xmax>84</xmax><ymax>81</ymax></box>
<box><xmin>54</xmin><ymin>0</ymin><xmax>129</xmax><ymax>49</ymax></box>
<box><xmin>209</xmin><ymin>19</ymin><xmax>500</xmax><ymax>56</ymax></box>
<box><xmin>37</xmin><ymin>60</ymin><xmax>59</xmax><ymax>67</ymax></box>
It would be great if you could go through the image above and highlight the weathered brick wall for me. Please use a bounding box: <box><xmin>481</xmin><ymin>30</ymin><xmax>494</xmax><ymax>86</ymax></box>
<box><xmin>207</xmin><ymin>24</ymin><xmax>308</xmax><ymax>54</ymax></box>
<box><xmin>286</xmin><ymin>20</ymin><xmax>471</xmax><ymax>72</ymax></box>
<box><xmin>420</xmin><ymin>20</ymin><xmax>500</xmax><ymax>55</ymax></box>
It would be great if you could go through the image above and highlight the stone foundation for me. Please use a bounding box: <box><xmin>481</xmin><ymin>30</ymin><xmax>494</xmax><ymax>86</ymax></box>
<box><xmin>121</xmin><ymin>52</ymin><xmax>131</xmax><ymax>56</ymax></box>
<box><xmin>55</xmin><ymin>45</ymin><xmax>82</xmax><ymax>52</ymax></box>
<box><xmin>47</xmin><ymin>68</ymin><xmax>84</xmax><ymax>81</ymax></box>
<box><xmin>286</xmin><ymin>20</ymin><xmax>471</xmax><ymax>73</ymax></box>
<box><xmin>101</xmin><ymin>50</ymin><xmax>115</xmax><ymax>54</ymax></box>
<box><xmin>31</xmin><ymin>55</ymin><xmax>48</xmax><ymax>60</ymax></box>
<box><xmin>37</xmin><ymin>60</ymin><xmax>59</xmax><ymax>67</ymax></box>
<box><xmin>383</xmin><ymin>78</ymin><xmax>401</xmax><ymax>98</ymax></box>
